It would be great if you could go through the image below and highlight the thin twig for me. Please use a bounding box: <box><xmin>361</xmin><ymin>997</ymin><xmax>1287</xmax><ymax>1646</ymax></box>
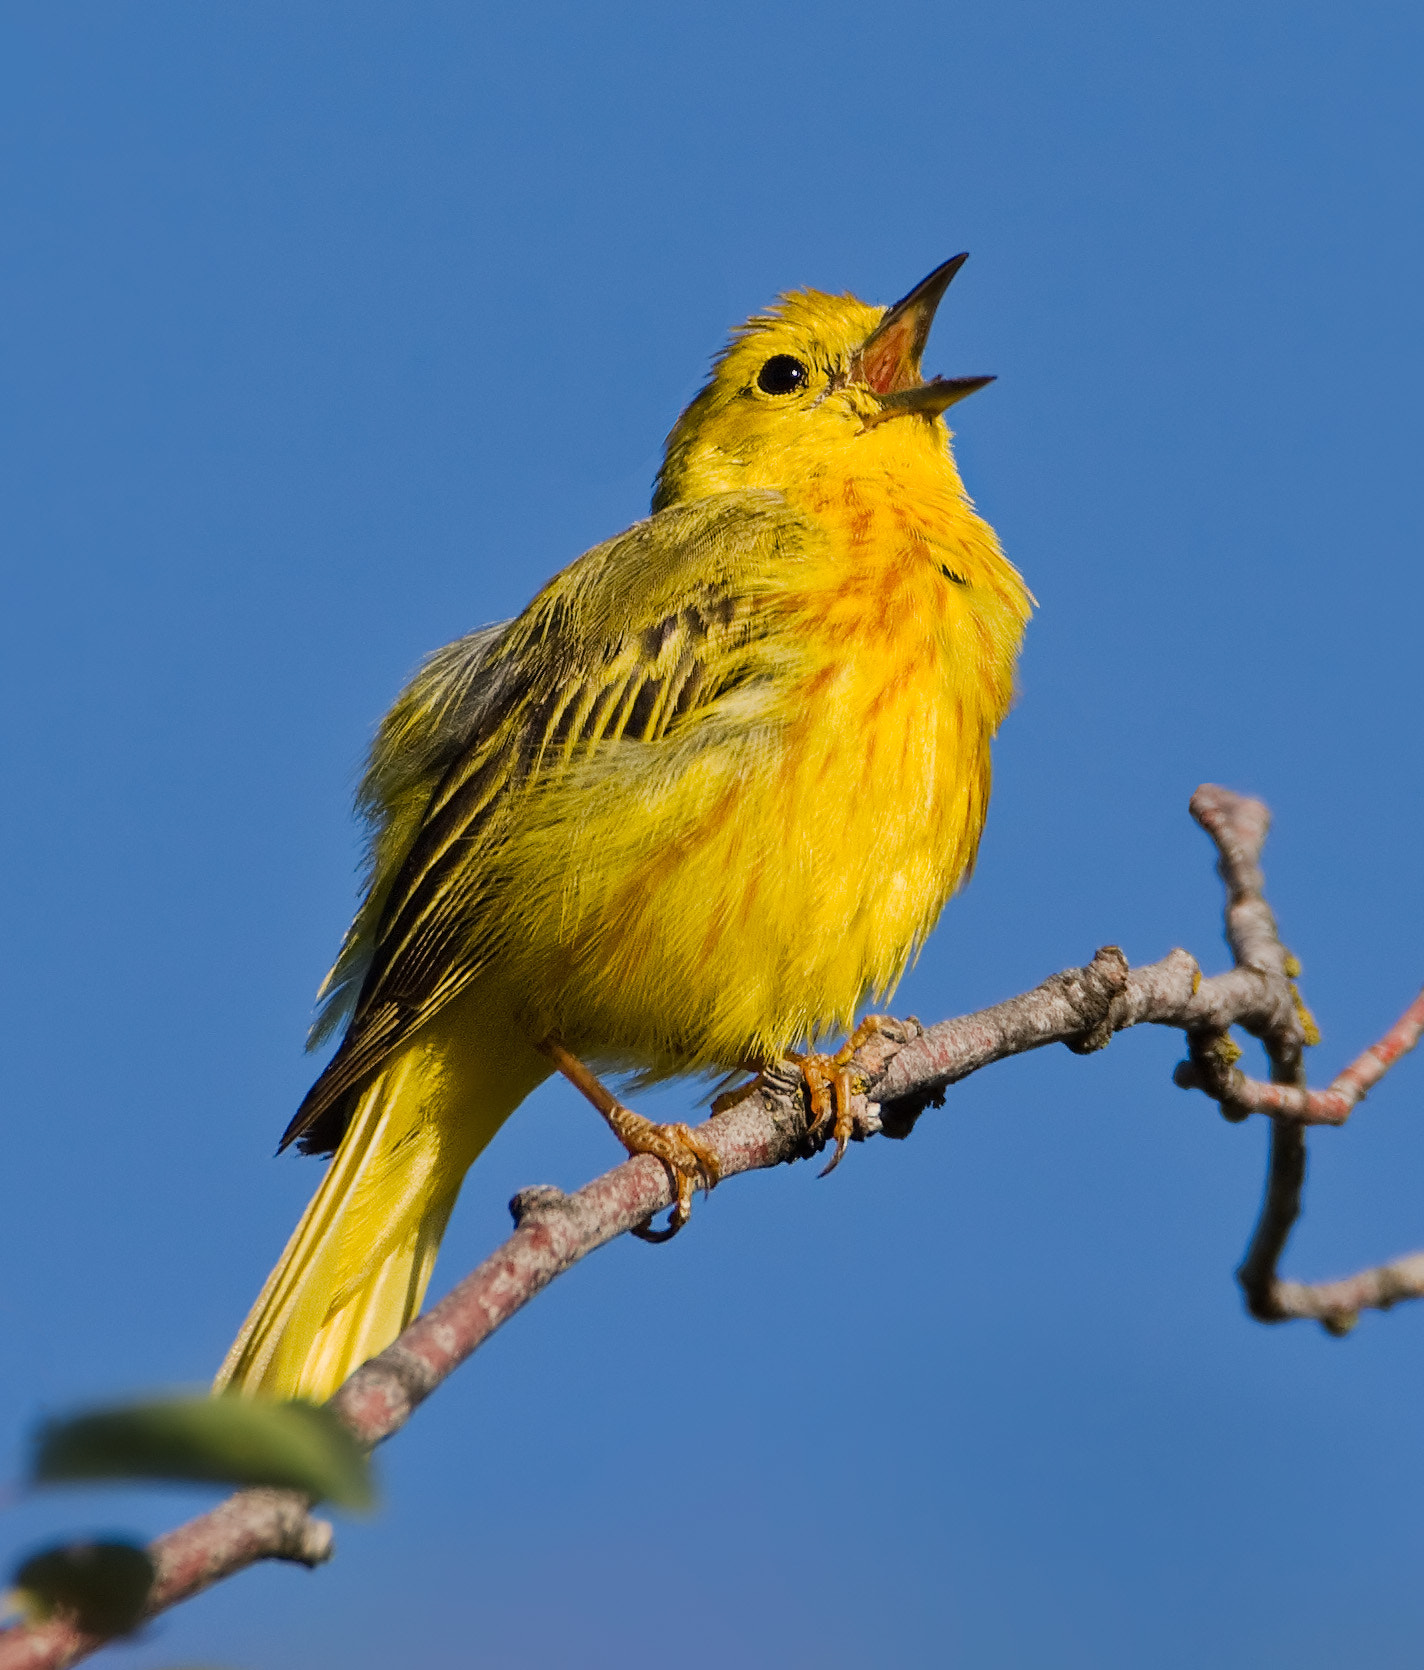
<box><xmin>1175</xmin><ymin>989</ymin><xmax>1424</xmax><ymax>1124</ymax></box>
<box><xmin>1186</xmin><ymin>786</ymin><xmax>1315</xmax><ymax>1323</ymax></box>
<box><xmin>2</xmin><ymin>783</ymin><xmax>1419</xmax><ymax>1670</ymax></box>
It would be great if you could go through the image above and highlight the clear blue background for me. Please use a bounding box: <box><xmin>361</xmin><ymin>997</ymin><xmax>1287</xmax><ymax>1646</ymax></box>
<box><xmin>2</xmin><ymin>4</ymin><xmax>1422</xmax><ymax>1666</ymax></box>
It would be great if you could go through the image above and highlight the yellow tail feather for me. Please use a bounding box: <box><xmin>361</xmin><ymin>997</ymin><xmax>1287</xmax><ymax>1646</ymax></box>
<box><xmin>216</xmin><ymin>988</ymin><xmax>550</xmax><ymax>1402</ymax></box>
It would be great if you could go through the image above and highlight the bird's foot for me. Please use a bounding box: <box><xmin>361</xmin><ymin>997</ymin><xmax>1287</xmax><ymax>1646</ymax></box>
<box><xmin>790</xmin><ymin>1015</ymin><xmax>908</xmax><ymax>1175</ymax></box>
<box><xmin>601</xmin><ymin>1100</ymin><xmax>721</xmax><ymax>1243</ymax></box>
<box><xmin>538</xmin><ymin>1038</ymin><xmax>719</xmax><ymax>1243</ymax></box>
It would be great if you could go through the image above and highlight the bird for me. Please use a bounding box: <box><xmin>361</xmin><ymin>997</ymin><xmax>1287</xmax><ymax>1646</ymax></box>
<box><xmin>216</xmin><ymin>255</ymin><xmax>1033</xmax><ymax>1402</ymax></box>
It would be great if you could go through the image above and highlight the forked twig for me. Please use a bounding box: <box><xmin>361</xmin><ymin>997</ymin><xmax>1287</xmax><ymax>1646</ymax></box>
<box><xmin>1175</xmin><ymin>989</ymin><xmax>1424</xmax><ymax>1126</ymax></box>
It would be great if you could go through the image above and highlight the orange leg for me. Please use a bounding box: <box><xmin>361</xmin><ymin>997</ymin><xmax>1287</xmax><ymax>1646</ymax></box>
<box><xmin>709</xmin><ymin>1059</ymin><xmax>777</xmax><ymax>1116</ymax></box>
<box><xmin>540</xmin><ymin>1040</ymin><xmax>721</xmax><ymax>1242</ymax></box>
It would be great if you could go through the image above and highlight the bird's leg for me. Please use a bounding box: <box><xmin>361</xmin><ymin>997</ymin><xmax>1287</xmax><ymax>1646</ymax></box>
<box><xmin>539</xmin><ymin>1040</ymin><xmax>720</xmax><ymax>1242</ymax></box>
<box><xmin>709</xmin><ymin>1060</ymin><xmax>776</xmax><ymax>1116</ymax></box>
<box><xmin>790</xmin><ymin>1015</ymin><xmax>901</xmax><ymax>1176</ymax></box>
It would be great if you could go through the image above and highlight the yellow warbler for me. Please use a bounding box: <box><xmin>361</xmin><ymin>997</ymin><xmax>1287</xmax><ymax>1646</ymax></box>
<box><xmin>217</xmin><ymin>256</ymin><xmax>1032</xmax><ymax>1401</ymax></box>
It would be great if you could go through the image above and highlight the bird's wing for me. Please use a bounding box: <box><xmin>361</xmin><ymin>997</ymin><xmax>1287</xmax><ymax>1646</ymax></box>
<box><xmin>285</xmin><ymin>490</ymin><xmax>815</xmax><ymax>1154</ymax></box>
<box><xmin>306</xmin><ymin>619</ymin><xmax>514</xmax><ymax>1052</ymax></box>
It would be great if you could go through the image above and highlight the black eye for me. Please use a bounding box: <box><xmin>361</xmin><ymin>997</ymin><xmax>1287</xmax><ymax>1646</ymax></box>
<box><xmin>756</xmin><ymin>354</ymin><xmax>810</xmax><ymax>395</ymax></box>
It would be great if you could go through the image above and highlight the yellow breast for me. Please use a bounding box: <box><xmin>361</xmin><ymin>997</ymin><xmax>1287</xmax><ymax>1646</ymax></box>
<box><xmin>514</xmin><ymin>455</ymin><xmax>1030</xmax><ymax>1080</ymax></box>
<box><xmin>764</xmin><ymin>461</ymin><xmax>1030</xmax><ymax>1024</ymax></box>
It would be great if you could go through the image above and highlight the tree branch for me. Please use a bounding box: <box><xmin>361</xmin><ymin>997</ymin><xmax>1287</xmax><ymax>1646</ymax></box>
<box><xmin>1175</xmin><ymin>988</ymin><xmax>1424</xmax><ymax>1125</ymax></box>
<box><xmin>3</xmin><ymin>783</ymin><xmax>1420</xmax><ymax>1669</ymax></box>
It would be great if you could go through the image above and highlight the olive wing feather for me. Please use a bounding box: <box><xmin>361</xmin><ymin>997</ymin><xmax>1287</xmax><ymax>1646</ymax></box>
<box><xmin>285</xmin><ymin>492</ymin><xmax>815</xmax><ymax>1155</ymax></box>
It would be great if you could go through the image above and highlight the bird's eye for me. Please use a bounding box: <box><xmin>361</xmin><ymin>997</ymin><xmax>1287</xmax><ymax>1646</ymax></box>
<box><xmin>756</xmin><ymin>355</ymin><xmax>810</xmax><ymax>396</ymax></box>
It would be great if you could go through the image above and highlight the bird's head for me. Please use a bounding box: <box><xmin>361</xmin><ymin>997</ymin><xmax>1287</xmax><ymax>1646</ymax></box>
<box><xmin>652</xmin><ymin>255</ymin><xmax>992</xmax><ymax>511</ymax></box>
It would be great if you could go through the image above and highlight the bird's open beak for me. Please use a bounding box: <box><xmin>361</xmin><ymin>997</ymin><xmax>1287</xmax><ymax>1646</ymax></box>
<box><xmin>853</xmin><ymin>254</ymin><xmax>994</xmax><ymax>424</ymax></box>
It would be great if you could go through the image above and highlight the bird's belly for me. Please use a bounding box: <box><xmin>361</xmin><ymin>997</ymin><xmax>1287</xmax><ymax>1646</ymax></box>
<box><xmin>512</xmin><ymin>645</ymin><xmax>990</xmax><ymax>1078</ymax></box>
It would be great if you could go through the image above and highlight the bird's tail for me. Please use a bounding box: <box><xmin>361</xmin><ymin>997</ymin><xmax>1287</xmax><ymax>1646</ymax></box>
<box><xmin>216</xmin><ymin>1002</ymin><xmax>549</xmax><ymax>1403</ymax></box>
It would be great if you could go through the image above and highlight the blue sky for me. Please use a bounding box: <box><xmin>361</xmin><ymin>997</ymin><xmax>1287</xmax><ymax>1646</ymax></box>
<box><xmin>2</xmin><ymin>3</ymin><xmax>1422</xmax><ymax>1666</ymax></box>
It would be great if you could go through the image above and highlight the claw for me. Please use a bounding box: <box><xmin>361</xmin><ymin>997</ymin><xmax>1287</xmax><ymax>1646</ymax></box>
<box><xmin>539</xmin><ymin>1038</ymin><xmax>720</xmax><ymax>1241</ymax></box>
<box><xmin>605</xmin><ymin>1107</ymin><xmax>720</xmax><ymax>1241</ymax></box>
<box><xmin>630</xmin><ymin>1216</ymin><xmax>682</xmax><ymax>1244</ymax></box>
<box><xmin>792</xmin><ymin>1016</ymin><xmax>902</xmax><ymax>1175</ymax></box>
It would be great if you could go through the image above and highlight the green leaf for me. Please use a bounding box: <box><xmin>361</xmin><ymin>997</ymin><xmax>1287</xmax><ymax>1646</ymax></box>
<box><xmin>11</xmin><ymin>1539</ymin><xmax>154</xmax><ymax>1635</ymax></box>
<box><xmin>31</xmin><ymin>1395</ymin><xmax>374</xmax><ymax>1511</ymax></box>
